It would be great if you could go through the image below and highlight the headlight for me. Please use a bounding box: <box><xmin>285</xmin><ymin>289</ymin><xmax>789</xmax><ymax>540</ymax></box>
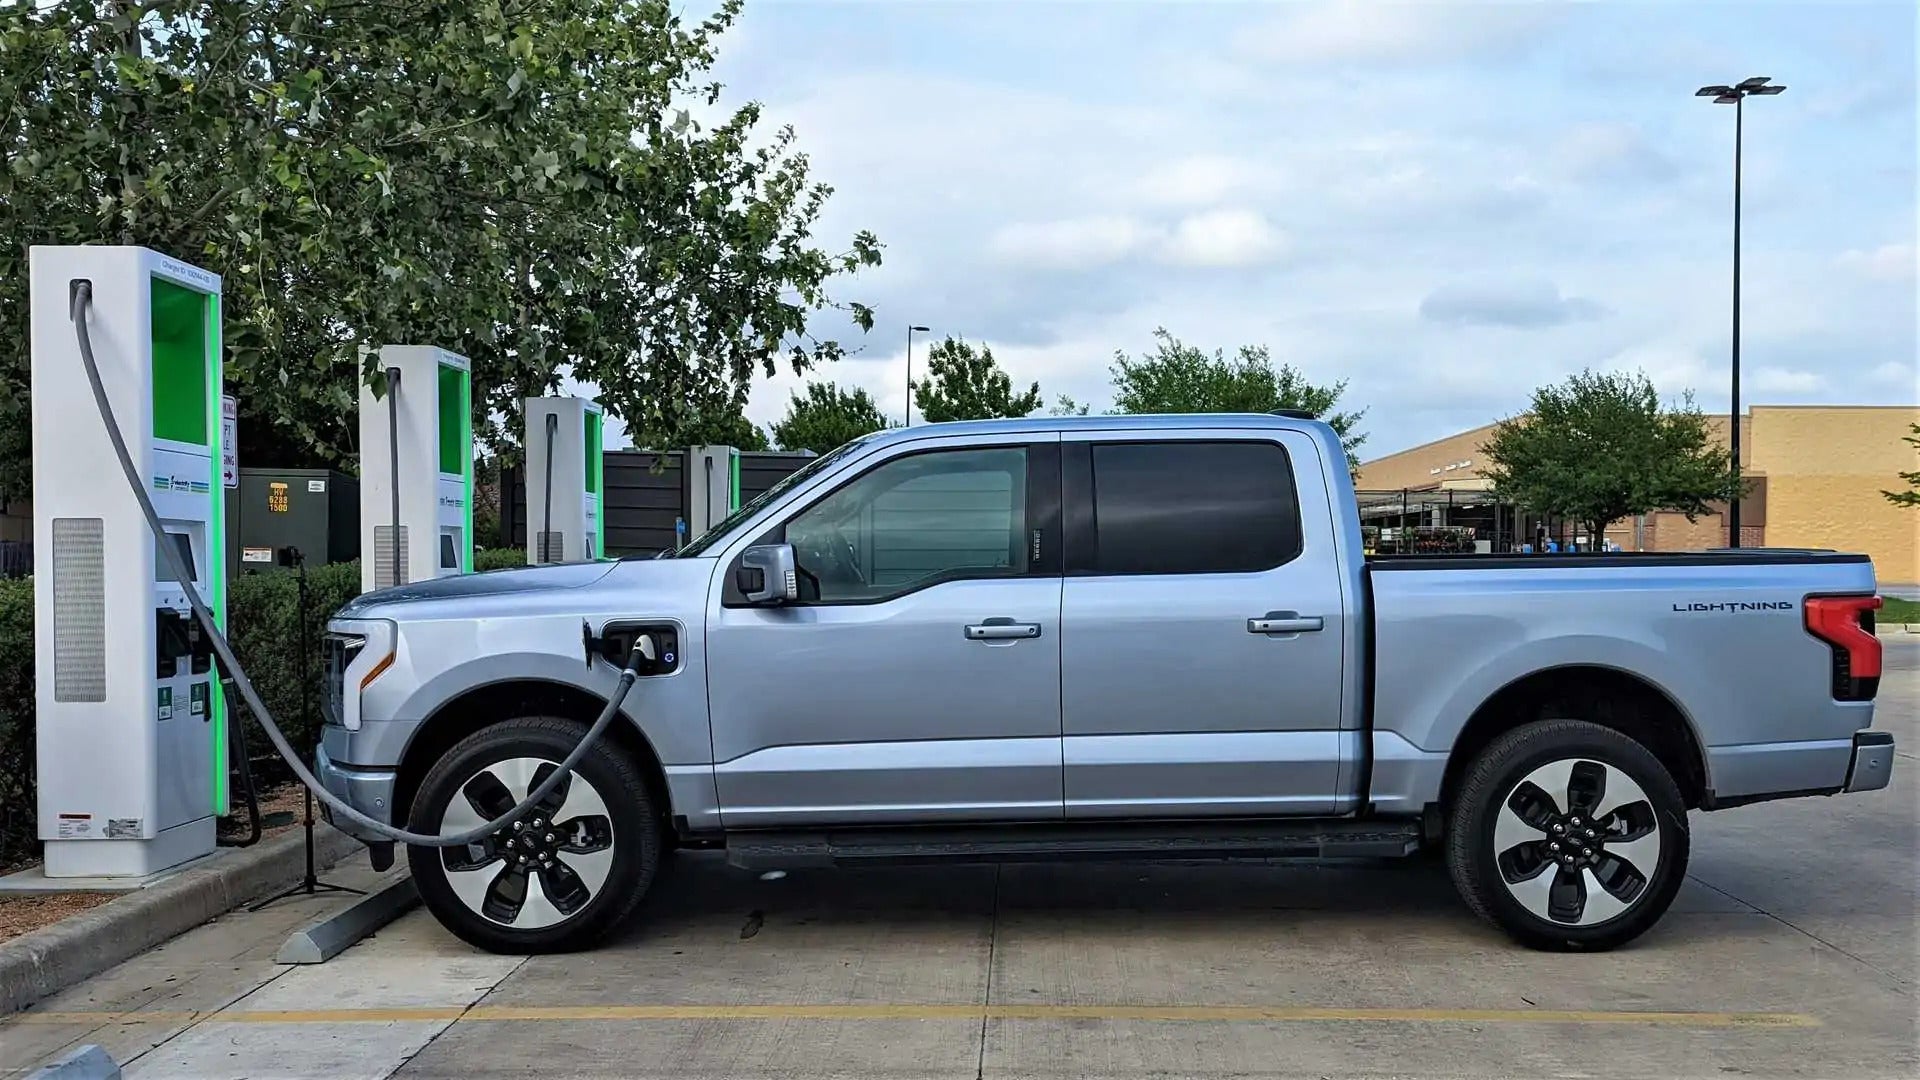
<box><xmin>326</xmin><ymin>619</ymin><xmax>395</xmax><ymax>731</ymax></box>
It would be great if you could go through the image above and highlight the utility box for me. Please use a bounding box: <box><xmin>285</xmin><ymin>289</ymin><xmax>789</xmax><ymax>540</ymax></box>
<box><xmin>524</xmin><ymin>396</ymin><xmax>604</xmax><ymax>564</ymax></box>
<box><xmin>29</xmin><ymin>245</ymin><xmax>228</xmax><ymax>878</ymax></box>
<box><xmin>231</xmin><ymin>468</ymin><xmax>359</xmax><ymax>576</ymax></box>
<box><xmin>358</xmin><ymin>345</ymin><xmax>472</xmax><ymax>592</ymax></box>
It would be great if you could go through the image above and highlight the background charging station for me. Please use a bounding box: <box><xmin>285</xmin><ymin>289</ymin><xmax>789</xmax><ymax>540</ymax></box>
<box><xmin>684</xmin><ymin>444</ymin><xmax>741</xmax><ymax>541</ymax></box>
<box><xmin>29</xmin><ymin>245</ymin><xmax>228</xmax><ymax>879</ymax></box>
<box><xmin>524</xmin><ymin>396</ymin><xmax>605</xmax><ymax>564</ymax></box>
<box><xmin>358</xmin><ymin>345</ymin><xmax>473</xmax><ymax>592</ymax></box>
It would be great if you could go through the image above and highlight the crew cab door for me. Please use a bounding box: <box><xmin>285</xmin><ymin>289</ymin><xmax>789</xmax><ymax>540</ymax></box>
<box><xmin>707</xmin><ymin>435</ymin><xmax>1063</xmax><ymax>827</ymax></box>
<box><xmin>1059</xmin><ymin>428</ymin><xmax>1351</xmax><ymax>817</ymax></box>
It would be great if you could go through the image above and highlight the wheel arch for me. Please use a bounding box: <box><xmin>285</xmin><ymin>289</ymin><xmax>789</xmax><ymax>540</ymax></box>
<box><xmin>1439</xmin><ymin>664</ymin><xmax>1710</xmax><ymax>813</ymax></box>
<box><xmin>392</xmin><ymin>678</ymin><xmax>672</xmax><ymax>834</ymax></box>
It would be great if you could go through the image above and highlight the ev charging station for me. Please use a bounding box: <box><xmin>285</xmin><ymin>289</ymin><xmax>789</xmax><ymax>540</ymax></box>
<box><xmin>30</xmin><ymin>246</ymin><xmax>228</xmax><ymax>879</ymax></box>
<box><xmin>359</xmin><ymin>345</ymin><xmax>473</xmax><ymax>592</ymax></box>
<box><xmin>685</xmin><ymin>444</ymin><xmax>741</xmax><ymax>540</ymax></box>
<box><xmin>524</xmin><ymin>396</ymin><xmax>605</xmax><ymax>563</ymax></box>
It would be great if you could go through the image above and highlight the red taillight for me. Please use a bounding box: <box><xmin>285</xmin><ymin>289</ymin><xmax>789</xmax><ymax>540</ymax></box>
<box><xmin>1806</xmin><ymin>595</ymin><xmax>1882</xmax><ymax>701</ymax></box>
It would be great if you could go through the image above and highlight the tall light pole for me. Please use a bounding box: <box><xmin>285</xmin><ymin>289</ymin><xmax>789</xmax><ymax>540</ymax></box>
<box><xmin>905</xmin><ymin>324</ymin><xmax>931</xmax><ymax>426</ymax></box>
<box><xmin>1696</xmin><ymin>75</ymin><xmax>1784</xmax><ymax>548</ymax></box>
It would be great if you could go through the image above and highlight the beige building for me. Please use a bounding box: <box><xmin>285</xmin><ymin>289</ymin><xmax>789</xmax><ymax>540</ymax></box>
<box><xmin>1356</xmin><ymin>405</ymin><xmax>1920</xmax><ymax>585</ymax></box>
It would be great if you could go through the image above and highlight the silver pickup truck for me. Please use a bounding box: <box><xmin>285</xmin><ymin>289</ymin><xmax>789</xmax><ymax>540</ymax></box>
<box><xmin>317</xmin><ymin>413</ymin><xmax>1894</xmax><ymax>954</ymax></box>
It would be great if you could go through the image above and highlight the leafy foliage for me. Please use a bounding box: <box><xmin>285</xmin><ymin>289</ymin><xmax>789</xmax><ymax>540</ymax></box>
<box><xmin>0</xmin><ymin>576</ymin><xmax>33</xmax><ymax>863</ymax></box>
<box><xmin>1480</xmin><ymin>370</ymin><xmax>1743</xmax><ymax>543</ymax></box>
<box><xmin>1883</xmin><ymin>423</ymin><xmax>1920</xmax><ymax>508</ymax></box>
<box><xmin>770</xmin><ymin>381</ymin><xmax>890</xmax><ymax>455</ymax></box>
<box><xmin>658</xmin><ymin>405</ymin><xmax>770</xmax><ymax>451</ymax></box>
<box><xmin>1048</xmin><ymin>394</ymin><xmax>1091</xmax><ymax>417</ymax></box>
<box><xmin>1109</xmin><ymin>329</ymin><xmax>1367</xmax><ymax>469</ymax></box>
<box><xmin>912</xmin><ymin>336</ymin><xmax>1042</xmax><ymax>423</ymax></box>
<box><xmin>0</xmin><ymin>0</ymin><xmax>878</xmax><ymax>495</ymax></box>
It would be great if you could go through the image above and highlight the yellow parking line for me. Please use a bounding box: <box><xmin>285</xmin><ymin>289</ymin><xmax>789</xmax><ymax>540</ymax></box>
<box><xmin>9</xmin><ymin>1004</ymin><xmax>1820</xmax><ymax>1028</ymax></box>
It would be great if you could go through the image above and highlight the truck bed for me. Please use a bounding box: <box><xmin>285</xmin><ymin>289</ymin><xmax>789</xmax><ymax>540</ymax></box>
<box><xmin>1361</xmin><ymin>548</ymin><xmax>1879</xmax><ymax>815</ymax></box>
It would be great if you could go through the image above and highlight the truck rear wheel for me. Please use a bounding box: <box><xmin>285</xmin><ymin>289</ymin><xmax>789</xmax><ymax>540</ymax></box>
<box><xmin>407</xmin><ymin>717</ymin><xmax>660</xmax><ymax>954</ymax></box>
<box><xmin>1447</xmin><ymin>719</ymin><xmax>1688</xmax><ymax>951</ymax></box>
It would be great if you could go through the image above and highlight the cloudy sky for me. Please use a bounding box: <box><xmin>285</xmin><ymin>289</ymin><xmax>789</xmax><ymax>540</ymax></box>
<box><xmin>689</xmin><ymin>0</ymin><xmax>1916</xmax><ymax>459</ymax></box>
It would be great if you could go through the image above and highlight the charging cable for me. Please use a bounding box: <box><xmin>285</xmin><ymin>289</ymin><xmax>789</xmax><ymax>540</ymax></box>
<box><xmin>70</xmin><ymin>281</ymin><xmax>644</xmax><ymax>848</ymax></box>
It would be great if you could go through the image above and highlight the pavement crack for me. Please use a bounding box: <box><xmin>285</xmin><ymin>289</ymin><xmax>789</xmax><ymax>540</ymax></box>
<box><xmin>1687</xmin><ymin>874</ymin><xmax>1912</xmax><ymax>992</ymax></box>
<box><xmin>118</xmin><ymin>961</ymin><xmax>301</xmax><ymax>1068</ymax></box>
<box><xmin>976</xmin><ymin>864</ymin><xmax>1001</xmax><ymax>1080</ymax></box>
<box><xmin>392</xmin><ymin>954</ymin><xmax>532</xmax><ymax>1078</ymax></box>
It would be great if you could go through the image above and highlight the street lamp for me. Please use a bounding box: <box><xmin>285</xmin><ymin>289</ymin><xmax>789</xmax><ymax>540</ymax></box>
<box><xmin>905</xmin><ymin>324</ymin><xmax>931</xmax><ymax>426</ymax></box>
<box><xmin>1696</xmin><ymin>75</ymin><xmax>1785</xmax><ymax>548</ymax></box>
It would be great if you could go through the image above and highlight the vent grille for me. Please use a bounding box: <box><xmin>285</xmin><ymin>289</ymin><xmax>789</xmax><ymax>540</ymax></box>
<box><xmin>373</xmin><ymin>525</ymin><xmax>409</xmax><ymax>589</ymax></box>
<box><xmin>537</xmin><ymin>531</ymin><xmax>566</xmax><ymax>563</ymax></box>
<box><xmin>52</xmin><ymin>517</ymin><xmax>107</xmax><ymax>702</ymax></box>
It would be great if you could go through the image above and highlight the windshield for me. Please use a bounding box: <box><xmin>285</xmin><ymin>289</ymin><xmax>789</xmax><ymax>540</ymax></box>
<box><xmin>655</xmin><ymin>433</ymin><xmax>880</xmax><ymax>558</ymax></box>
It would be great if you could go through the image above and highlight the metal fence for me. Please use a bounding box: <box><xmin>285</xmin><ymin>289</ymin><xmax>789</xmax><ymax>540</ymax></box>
<box><xmin>0</xmin><ymin>540</ymin><xmax>30</xmax><ymax>579</ymax></box>
<box><xmin>504</xmin><ymin>449</ymin><xmax>817</xmax><ymax>558</ymax></box>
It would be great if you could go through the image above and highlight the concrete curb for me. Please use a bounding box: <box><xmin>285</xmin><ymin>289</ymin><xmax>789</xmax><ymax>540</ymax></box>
<box><xmin>0</xmin><ymin>824</ymin><xmax>359</xmax><ymax>1016</ymax></box>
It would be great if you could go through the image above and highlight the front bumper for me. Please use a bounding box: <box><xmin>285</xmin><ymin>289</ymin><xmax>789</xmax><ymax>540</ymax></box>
<box><xmin>1843</xmin><ymin>731</ymin><xmax>1895</xmax><ymax>794</ymax></box>
<box><xmin>315</xmin><ymin>738</ymin><xmax>399</xmax><ymax>845</ymax></box>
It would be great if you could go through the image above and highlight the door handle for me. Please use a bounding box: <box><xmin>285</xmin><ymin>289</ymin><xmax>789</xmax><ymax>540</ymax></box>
<box><xmin>964</xmin><ymin>621</ymin><xmax>1042</xmax><ymax>641</ymax></box>
<box><xmin>1248</xmin><ymin>612</ymin><xmax>1324</xmax><ymax>636</ymax></box>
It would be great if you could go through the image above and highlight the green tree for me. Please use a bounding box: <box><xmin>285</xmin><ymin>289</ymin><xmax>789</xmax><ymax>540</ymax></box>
<box><xmin>0</xmin><ymin>0</ymin><xmax>878</xmax><ymax>494</ymax></box>
<box><xmin>663</xmin><ymin>406</ymin><xmax>769</xmax><ymax>451</ymax></box>
<box><xmin>1048</xmin><ymin>394</ymin><xmax>1091</xmax><ymax>417</ymax></box>
<box><xmin>1481</xmin><ymin>370</ymin><xmax>1744</xmax><ymax>546</ymax></box>
<box><xmin>1883</xmin><ymin>423</ymin><xmax>1920</xmax><ymax>508</ymax></box>
<box><xmin>911</xmin><ymin>336</ymin><xmax>1042</xmax><ymax>423</ymax></box>
<box><xmin>770</xmin><ymin>381</ymin><xmax>889</xmax><ymax>455</ymax></box>
<box><xmin>1109</xmin><ymin>329</ymin><xmax>1367</xmax><ymax>469</ymax></box>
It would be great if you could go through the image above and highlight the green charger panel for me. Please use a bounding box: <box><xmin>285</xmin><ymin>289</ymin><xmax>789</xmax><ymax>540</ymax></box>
<box><xmin>150</xmin><ymin>279</ymin><xmax>210</xmax><ymax>446</ymax></box>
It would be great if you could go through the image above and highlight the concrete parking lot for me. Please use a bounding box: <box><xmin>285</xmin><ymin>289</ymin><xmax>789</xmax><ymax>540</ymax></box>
<box><xmin>5</xmin><ymin>641</ymin><xmax>1915</xmax><ymax>1079</ymax></box>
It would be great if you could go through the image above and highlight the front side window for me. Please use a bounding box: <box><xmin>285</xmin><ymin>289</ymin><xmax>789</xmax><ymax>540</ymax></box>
<box><xmin>785</xmin><ymin>446</ymin><xmax>1028</xmax><ymax>603</ymax></box>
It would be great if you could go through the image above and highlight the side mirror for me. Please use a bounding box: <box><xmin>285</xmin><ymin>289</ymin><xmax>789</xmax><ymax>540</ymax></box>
<box><xmin>735</xmin><ymin>543</ymin><xmax>798</xmax><ymax>605</ymax></box>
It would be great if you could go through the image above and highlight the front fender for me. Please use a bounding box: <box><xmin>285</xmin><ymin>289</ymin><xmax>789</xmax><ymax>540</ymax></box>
<box><xmin>390</xmin><ymin>636</ymin><xmax>711</xmax><ymax>770</ymax></box>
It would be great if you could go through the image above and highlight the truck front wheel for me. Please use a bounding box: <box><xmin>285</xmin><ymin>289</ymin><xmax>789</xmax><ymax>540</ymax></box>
<box><xmin>407</xmin><ymin>717</ymin><xmax>661</xmax><ymax>954</ymax></box>
<box><xmin>1447</xmin><ymin>719</ymin><xmax>1689</xmax><ymax>951</ymax></box>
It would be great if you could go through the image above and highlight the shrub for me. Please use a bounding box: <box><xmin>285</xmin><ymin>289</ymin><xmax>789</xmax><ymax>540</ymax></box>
<box><xmin>475</xmin><ymin>547</ymin><xmax>527</xmax><ymax>572</ymax></box>
<box><xmin>226</xmin><ymin>559</ymin><xmax>364</xmax><ymax>768</ymax></box>
<box><xmin>0</xmin><ymin>577</ymin><xmax>35</xmax><ymax>865</ymax></box>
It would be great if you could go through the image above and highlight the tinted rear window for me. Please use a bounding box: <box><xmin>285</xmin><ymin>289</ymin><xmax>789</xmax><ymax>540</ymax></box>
<box><xmin>1089</xmin><ymin>441</ymin><xmax>1302</xmax><ymax>575</ymax></box>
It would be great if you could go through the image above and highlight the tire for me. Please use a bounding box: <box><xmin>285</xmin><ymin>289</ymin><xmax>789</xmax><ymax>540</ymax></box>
<box><xmin>407</xmin><ymin>717</ymin><xmax>660</xmax><ymax>954</ymax></box>
<box><xmin>1447</xmin><ymin>719</ymin><xmax>1689</xmax><ymax>951</ymax></box>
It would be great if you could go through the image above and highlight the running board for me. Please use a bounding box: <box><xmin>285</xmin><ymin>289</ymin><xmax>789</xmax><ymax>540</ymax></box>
<box><xmin>725</xmin><ymin>818</ymin><xmax>1422</xmax><ymax>871</ymax></box>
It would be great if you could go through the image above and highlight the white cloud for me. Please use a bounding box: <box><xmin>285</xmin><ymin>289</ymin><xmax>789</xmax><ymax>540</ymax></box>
<box><xmin>1837</xmin><ymin>243</ymin><xmax>1917</xmax><ymax>282</ymax></box>
<box><xmin>719</xmin><ymin>1</ymin><xmax>1914</xmax><ymax>455</ymax></box>
<box><xmin>1550</xmin><ymin>122</ymin><xmax>1678</xmax><ymax>184</ymax></box>
<box><xmin>1420</xmin><ymin>279</ymin><xmax>1607</xmax><ymax>329</ymax></box>
<box><xmin>988</xmin><ymin>216</ymin><xmax>1156</xmax><ymax>269</ymax></box>
<box><xmin>1867</xmin><ymin>360</ymin><xmax>1919</xmax><ymax>394</ymax></box>
<box><xmin>1237</xmin><ymin>1</ymin><xmax>1563</xmax><ymax>65</ymax></box>
<box><xmin>1750</xmin><ymin>368</ymin><xmax>1823</xmax><ymax>395</ymax></box>
<box><xmin>1135</xmin><ymin>155</ymin><xmax>1272</xmax><ymax>206</ymax></box>
<box><xmin>1160</xmin><ymin>209</ymin><xmax>1287</xmax><ymax>268</ymax></box>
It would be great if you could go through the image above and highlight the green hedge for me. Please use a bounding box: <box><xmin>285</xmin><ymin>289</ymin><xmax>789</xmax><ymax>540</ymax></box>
<box><xmin>225</xmin><ymin>560</ymin><xmax>365</xmax><ymax>768</ymax></box>
<box><xmin>0</xmin><ymin>561</ymin><xmax>365</xmax><ymax>865</ymax></box>
<box><xmin>0</xmin><ymin>576</ymin><xmax>35</xmax><ymax>866</ymax></box>
<box><xmin>475</xmin><ymin>547</ymin><xmax>527</xmax><ymax>571</ymax></box>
